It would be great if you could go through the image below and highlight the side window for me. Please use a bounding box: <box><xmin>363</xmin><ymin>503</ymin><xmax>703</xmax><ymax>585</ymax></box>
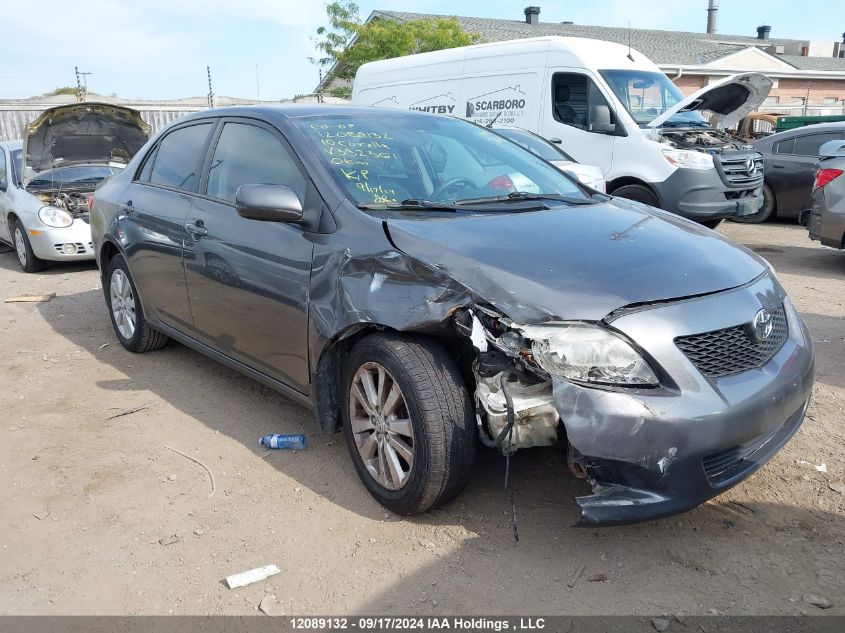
<box><xmin>206</xmin><ymin>122</ymin><xmax>307</xmax><ymax>203</ymax></box>
<box><xmin>148</xmin><ymin>122</ymin><xmax>214</xmax><ymax>192</ymax></box>
<box><xmin>792</xmin><ymin>132</ymin><xmax>842</xmax><ymax>157</ymax></box>
<box><xmin>0</xmin><ymin>150</ymin><xmax>7</xmax><ymax>189</ymax></box>
<box><xmin>136</xmin><ymin>146</ymin><xmax>156</xmax><ymax>182</ymax></box>
<box><xmin>552</xmin><ymin>73</ymin><xmax>617</xmax><ymax>133</ymax></box>
<box><xmin>775</xmin><ymin>137</ymin><xmax>795</xmax><ymax>155</ymax></box>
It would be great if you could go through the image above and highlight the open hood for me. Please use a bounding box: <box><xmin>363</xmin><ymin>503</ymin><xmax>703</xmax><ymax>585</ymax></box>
<box><xmin>648</xmin><ymin>72</ymin><xmax>773</xmax><ymax>130</ymax></box>
<box><xmin>384</xmin><ymin>198</ymin><xmax>767</xmax><ymax>324</ymax></box>
<box><xmin>22</xmin><ymin>102</ymin><xmax>150</xmax><ymax>185</ymax></box>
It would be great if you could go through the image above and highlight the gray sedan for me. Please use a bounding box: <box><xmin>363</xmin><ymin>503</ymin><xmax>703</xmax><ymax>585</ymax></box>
<box><xmin>91</xmin><ymin>106</ymin><xmax>814</xmax><ymax>526</ymax></box>
<box><xmin>808</xmin><ymin>139</ymin><xmax>845</xmax><ymax>249</ymax></box>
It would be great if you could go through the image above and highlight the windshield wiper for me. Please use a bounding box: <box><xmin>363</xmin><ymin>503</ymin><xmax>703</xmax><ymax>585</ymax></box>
<box><xmin>357</xmin><ymin>198</ymin><xmax>459</xmax><ymax>211</ymax></box>
<box><xmin>456</xmin><ymin>191</ymin><xmax>599</xmax><ymax>206</ymax></box>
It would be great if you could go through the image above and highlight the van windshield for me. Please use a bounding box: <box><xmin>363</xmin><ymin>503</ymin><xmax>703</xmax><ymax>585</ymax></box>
<box><xmin>600</xmin><ymin>70</ymin><xmax>708</xmax><ymax>127</ymax></box>
<box><xmin>293</xmin><ymin>112</ymin><xmax>589</xmax><ymax>209</ymax></box>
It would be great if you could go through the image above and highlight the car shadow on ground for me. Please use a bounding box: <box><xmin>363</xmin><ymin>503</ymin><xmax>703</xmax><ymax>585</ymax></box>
<box><xmin>742</xmin><ymin>240</ymin><xmax>845</xmax><ymax>281</ymax></box>
<box><xmin>0</xmin><ymin>250</ymin><xmax>98</xmax><ymax>276</ymax></box>
<box><xmin>30</xmin><ymin>282</ymin><xmax>845</xmax><ymax>613</ymax></box>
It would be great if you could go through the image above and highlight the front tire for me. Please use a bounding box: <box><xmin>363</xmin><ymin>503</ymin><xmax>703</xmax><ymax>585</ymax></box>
<box><xmin>730</xmin><ymin>183</ymin><xmax>776</xmax><ymax>224</ymax></box>
<box><xmin>105</xmin><ymin>254</ymin><xmax>169</xmax><ymax>353</ymax></box>
<box><xmin>611</xmin><ymin>183</ymin><xmax>660</xmax><ymax>208</ymax></box>
<box><xmin>12</xmin><ymin>219</ymin><xmax>47</xmax><ymax>273</ymax></box>
<box><xmin>342</xmin><ymin>333</ymin><xmax>475</xmax><ymax>515</ymax></box>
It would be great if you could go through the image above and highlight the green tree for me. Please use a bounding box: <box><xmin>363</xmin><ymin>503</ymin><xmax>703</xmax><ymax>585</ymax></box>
<box><xmin>47</xmin><ymin>86</ymin><xmax>78</xmax><ymax>96</ymax></box>
<box><xmin>312</xmin><ymin>1</ymin><xmax>479</xmax><ymax>98</ymax></box>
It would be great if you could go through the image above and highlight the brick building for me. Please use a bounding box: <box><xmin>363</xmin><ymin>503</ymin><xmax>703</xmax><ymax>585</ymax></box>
<box><xmin>317</xmin><ymin>6</ymin><xmax>845</xmax><ymax>115</ymax></box>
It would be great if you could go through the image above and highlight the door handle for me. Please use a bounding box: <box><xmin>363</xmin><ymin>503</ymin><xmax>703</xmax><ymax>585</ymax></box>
<box><xmin>119</xmin><ymin>200</ymin><xmax>134</xmax><ymax>215</ymax></box>
<box><xmin>185</xmin><ymin>221</ymin><xmax>208</xmax><ymax>237</ymax></box>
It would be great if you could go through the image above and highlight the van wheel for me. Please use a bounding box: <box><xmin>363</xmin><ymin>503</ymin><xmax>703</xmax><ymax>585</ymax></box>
<box><xmin>731</xmin><ymin>183</ymin><xmax>776</xmax><ymax>224</ymax></box>
<box><xmin>611</xmin><ymin>184</ymin><xmax>659</xmax><ymax>208</ymax></box>
<box><xmin>341</xmin><ymin>333</ymin><xmax>475</xmax><ymax>515</ymax></box>
<box><xmin>12</xmin><ymin>219</ymin><xmax>47</xmax><ymax>273</ymax></box>
<box><xmin>105</xmin><ymin>254</ymin><xmax>169</xmax><ymax>353</ymax></box>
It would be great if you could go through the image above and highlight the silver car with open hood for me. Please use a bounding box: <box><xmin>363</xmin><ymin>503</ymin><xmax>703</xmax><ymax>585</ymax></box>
<box><xmin>0</xmin><ymin>102</ymin><xmax>149</xmax><ymax>272</ymax></box>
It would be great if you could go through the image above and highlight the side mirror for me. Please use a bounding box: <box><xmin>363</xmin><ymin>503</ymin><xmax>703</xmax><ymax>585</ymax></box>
<box><xmin>590</xmin><ymin>104</ymin><xmax>616</xmax><ymax>134</ymax></box>
<box><xmin>235</xmin><ymin>184</ymin><xmax>303</xmax><ymax>223</ymax></box>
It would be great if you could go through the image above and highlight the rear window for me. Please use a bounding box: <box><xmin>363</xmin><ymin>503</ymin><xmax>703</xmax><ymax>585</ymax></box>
<box><xmin>792</xmin><ymin>132</ymin><xmax>844</xmax><ymax>156</ymax></box>
<box><xmin>147</xmin><ymin>122</ymin><xmax>213</xmax><ymax>192</ymax></box>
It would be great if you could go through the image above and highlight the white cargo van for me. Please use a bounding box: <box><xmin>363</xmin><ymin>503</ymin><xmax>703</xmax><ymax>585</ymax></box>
<box><xmin>352</xmin><ymin>36</ymin><xmax>773</xmax><ymax>226</ymax></box>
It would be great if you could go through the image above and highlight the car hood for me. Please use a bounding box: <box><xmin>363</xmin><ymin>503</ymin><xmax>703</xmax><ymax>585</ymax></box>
<box><xmin>384</xmin><ymin>198</ymin><xmax>767</xmax><ymax>323</ymax></box>
<box><xmin>648</xmin><ymin>72</ymin><xmax>773</xmax><ymax>130</ymax></box>
<box><xmin>22</xmin><ymin>102</ymin><xmax>150</xmax><ymax>185</ymax></box>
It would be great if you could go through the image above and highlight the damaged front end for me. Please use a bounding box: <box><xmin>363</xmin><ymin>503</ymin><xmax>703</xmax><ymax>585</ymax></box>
<box><xmin>451</xmin><ymin>279</ymin><xmax>813</xmax><ymax>527</ymax></box>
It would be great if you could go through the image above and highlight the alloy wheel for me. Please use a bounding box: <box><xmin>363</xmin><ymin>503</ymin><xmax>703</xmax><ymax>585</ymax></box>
<box><xmin>14</xmin><ymin>228</ymin><xmax>27</xmax><ymax>267</ymax></box>
<box><xmin>110</xmin><ymin>269</ymin><xmax>137</xmax><ymax>340</ymax></box>
<box><xmin>349</xmin><ymin>362</ymin><xmax>415</xmax><ymax>490</ymax></box>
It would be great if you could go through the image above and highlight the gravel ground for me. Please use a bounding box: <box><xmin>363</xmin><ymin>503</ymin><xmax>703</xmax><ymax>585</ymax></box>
<box><xmin>0</xmin><ymin>220</ymin><xmax>843</xmax><ymax>616</ymax></box>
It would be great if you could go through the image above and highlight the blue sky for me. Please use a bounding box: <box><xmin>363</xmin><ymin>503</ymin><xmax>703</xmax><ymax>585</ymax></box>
<box><xmin>0</xmin><ymin>0</ymin><xmax>841</xmax><ymax>101</ymax></box>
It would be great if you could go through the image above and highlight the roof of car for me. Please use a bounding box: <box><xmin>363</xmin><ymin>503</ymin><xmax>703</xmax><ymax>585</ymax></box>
<box><xmin>761</xmin><ymin>121</ymin><xmax>845</xmax><ymax>140</ymax></box>
<box><xmin>174</xmin><ymin>104</ymin><xmax>435</xmax><ymax>123</ymax></box>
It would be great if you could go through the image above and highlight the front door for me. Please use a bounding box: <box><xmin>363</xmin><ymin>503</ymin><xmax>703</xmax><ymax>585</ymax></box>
<box><xmin>183</xmin><ymin>119</ymin><xmax>313</xmax><ymax>393</ymax></box>
<box><xmin>121</xmin><ymin>120</ymin><xmax>216</xmax><ymax>330</ymax></box>
<box><xmin>540</xmin><ymin>71</ymin><xmax>616</xmax><ymax>175</ymax></box>
<box><xmin>0</xmin><ymin>148</ymin><xmax>11</xmax><ymax>243</ymax></box>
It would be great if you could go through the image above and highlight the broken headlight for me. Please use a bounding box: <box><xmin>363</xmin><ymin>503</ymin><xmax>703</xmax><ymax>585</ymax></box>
<box><xmin>526</xmin><ymin>323</ymin><xmax>658</xmax><ymax>386</ymax></box>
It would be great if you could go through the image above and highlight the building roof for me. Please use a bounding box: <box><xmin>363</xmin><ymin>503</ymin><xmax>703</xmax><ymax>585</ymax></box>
<box><xmin>372</xmin><ymin>10</ymin><xmax>845</xmax><ymax>71</ymax></box>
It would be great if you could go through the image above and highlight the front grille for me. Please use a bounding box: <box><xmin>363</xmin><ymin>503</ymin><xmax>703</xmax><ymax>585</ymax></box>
<box><xmin>675</xmin><ymin>305</ymin><xmax>787</xmax><ymax>378</ymax></box>
<box><xmin>717</xmin><ymin>153</ymin><xmax>764</xmax><ymax>188</ymax></box>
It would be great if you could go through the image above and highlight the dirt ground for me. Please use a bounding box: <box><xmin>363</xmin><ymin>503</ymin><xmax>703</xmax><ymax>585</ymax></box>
<box><xmin>0</xmin><ymin>220</ymin><xmax>843</xmax><ymax>617</ymax></box>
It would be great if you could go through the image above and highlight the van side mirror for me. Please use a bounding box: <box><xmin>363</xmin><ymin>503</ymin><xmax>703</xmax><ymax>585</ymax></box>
<box><xmin>235</xmin><ymin>184</ymin><xmax>303</xmax><ymax>223</ymax></box>
<box><xmin>590</xmin><ymin>105</ymin><xmax>616</xmax><ymax>134</ymax></box>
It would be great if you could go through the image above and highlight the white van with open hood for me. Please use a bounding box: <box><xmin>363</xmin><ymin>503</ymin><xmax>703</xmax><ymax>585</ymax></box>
<box><xmin>0</xmin><ymin>102</ymin><xmax>149</xmax><ymax>272</ymax></box>
<box><xmin>352</xmin><ymin>36</ymin><xmax>772</xmax><ymax>226</ymax></box>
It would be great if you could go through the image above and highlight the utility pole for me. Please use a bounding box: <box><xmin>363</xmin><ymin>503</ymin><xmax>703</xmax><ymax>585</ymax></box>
<box><xmin>804</xmin><ymin>81</ymin><xmax>812</xmax><ymax>116</ymax></box>
<box><xmin>255</xmin><ymin>63</ymin><xmax>261</xmax><ymax>102</ymax></box>
<box><xmin>207</xmin><ymin>66</ymin><xmax>214</xmax><ymax>109</ymax></box>
<box><xmin>74</xmin><ymin>66</ymin><xmax>92</xmax><ymax>102</ymax></box>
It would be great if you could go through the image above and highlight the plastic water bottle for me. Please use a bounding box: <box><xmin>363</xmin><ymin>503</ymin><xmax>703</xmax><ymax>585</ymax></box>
<box><xmin>259</xmin><ymin>433</ymin><xmax>307</xmax><ymax>450</ymax></box>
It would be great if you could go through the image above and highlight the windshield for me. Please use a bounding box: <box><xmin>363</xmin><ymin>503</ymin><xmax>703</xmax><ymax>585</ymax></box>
<box><xmin>293</xmin><ymin>113</ymin><xmax>588</xmax><ymax>208</ymax></box>
<box><xmin>600</xmin><ymin>70</ymin><xmax>708</xmax><ymax>127</ymax></box>
<box><xmin>494</xmin><ymin>128</ymin><xmax>575</xmax><ymax>162</ymax></box>
<box><xmin>26</xmin><ymin>164</ymin><xmax>121</xmax><ymax>190</ymax></box>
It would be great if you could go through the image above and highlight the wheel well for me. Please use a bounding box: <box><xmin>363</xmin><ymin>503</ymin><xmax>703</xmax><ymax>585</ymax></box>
<box><xmin>99</xmin><ymin>241</ymin><xmax>120</xmax><ymax>282</ymax></box>
<box><xmin>313</xmin><ymin>324</ymin><xmax>470</xmax><ymax>435</ymax></box>
<box><xmin>606</xmin><ymin>177</ymin><xmax>657</xmax><ymax>198</ymax></box>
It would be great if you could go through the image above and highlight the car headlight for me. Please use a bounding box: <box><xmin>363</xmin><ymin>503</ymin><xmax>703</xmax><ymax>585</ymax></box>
<box><xmin>38</xmin><ymin>206</ymin><xmax>73</xmax><ymax>228</ymax></box>
<box><xmin>661</xmin><ymin>148</ymin><xmax>714</xmax><ymax>170</ymax></box>
<box><xmin>524</xmin><ymin>323</ymin><xmax>658</xmax><ymax>386</ymax></box>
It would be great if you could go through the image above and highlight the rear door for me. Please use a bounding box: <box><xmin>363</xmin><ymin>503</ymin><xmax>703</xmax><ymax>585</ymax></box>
<box><xmin>183</xmin><ymin>118</ymin><xmax>314</xmax><ymax>393</ymax></box>
<box><xmin>121</xmin><ymin>120</ymin><xmax>216</xmax><ymax>330</ymax></box>
<box><xmin>768</xmin><ymin>131</ymin><xmax>845</xmax><ymax>213</ymax></box>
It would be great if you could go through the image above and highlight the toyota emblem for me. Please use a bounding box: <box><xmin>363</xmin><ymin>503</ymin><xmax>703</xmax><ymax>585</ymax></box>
<box><xmin>751</xmin><ymin>308</ymin><xmax>773</xmax><ymax>341</ymax></box>
<box><xmin>745</xmin><ymin>158</ymin><xmax>757</xmax><ymax>177</ymax></box>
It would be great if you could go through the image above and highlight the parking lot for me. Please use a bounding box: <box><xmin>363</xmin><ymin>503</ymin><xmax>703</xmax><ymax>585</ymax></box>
<box><xmin>0</xmin><ymin>220</ymin><xmax>843</xmax><ymax>616</ymax></box>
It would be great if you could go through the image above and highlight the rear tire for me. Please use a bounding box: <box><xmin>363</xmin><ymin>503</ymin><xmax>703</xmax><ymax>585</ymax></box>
<box><xmin>12</xmin><ymin>219</ymin><xmax>47</xmax><ymax>273</ymax></box>
<box><xmin>611</xmin><ymin>184</ymin><xmax>660</xmax><ymax>208</ymax></box>
<box><xmin>105</xmin><ymin>254</ymin><xmax>169</xmax><ymax>353</ymax></box>
<box><xmin>342</xmin><ymin>333</ymin><xmax>475</xmax><ymax>515</ymax></box>
<box><xmin>730</xmin><ymin>183</ymin><xmax>776</xmax><ymax>224</ymax></box>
